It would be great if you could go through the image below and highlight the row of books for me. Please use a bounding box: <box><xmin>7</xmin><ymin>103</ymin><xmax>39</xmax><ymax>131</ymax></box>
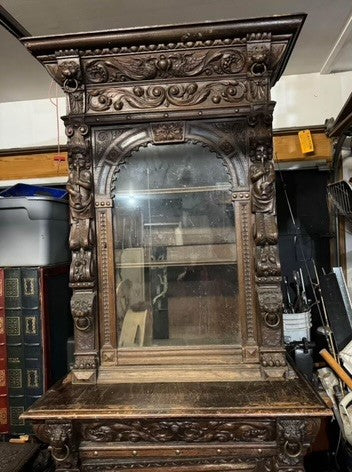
<box><xmin>0</xmin><ymin>265</ymin><xmax>72</xmax><ymax>435</ymax></box>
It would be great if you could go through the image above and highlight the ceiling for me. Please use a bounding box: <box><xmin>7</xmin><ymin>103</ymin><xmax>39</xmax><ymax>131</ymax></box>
<box><xmin>1</xmin><ymin>0</ymin><xmax>352</xmax><ymax>102</ymax></box>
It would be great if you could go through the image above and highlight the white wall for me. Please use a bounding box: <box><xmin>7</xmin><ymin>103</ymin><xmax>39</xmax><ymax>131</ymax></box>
<box><xmin>272</xmin><ymin>71</ymin><xmax>352</xmax><ymax>129</ymax></box>
<box><xmin>0</xmin><ymin>71</ymin><xmax>352</xmax><ymax>149</ymax></box>
<box><xmin>0</xmin><ymin>97</ymin><xmax>66</xmax><ymax>149</ymax></box>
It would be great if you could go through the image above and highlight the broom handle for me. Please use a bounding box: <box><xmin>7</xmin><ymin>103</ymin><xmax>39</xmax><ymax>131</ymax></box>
<box><xmin>320</xmin><ymin>349</ymin><xmax>352</xmax><ymax>390</ymax></box>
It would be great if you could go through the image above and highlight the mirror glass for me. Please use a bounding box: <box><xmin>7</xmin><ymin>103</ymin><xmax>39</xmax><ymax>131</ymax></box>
<box><xmin>112</xmin><ymin>142</ymin><xmax>240</xmax><ymax>348</ymax></box>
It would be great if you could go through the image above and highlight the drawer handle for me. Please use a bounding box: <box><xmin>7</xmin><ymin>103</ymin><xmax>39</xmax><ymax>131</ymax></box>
<box><xmin>284</xmin><ymin>440</ymin><xmax>303</xmax><ymax>458</ymax></box>
<box><xmin>50</xmin><ymin>444</ymin><xmax>70</xmax><ymax>463</ymax></box>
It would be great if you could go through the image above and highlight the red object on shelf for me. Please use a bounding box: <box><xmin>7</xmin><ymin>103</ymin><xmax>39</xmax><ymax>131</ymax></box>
<box><xmin>53</xmin><ymin>155</ymin><xmax>66</xmax><ymax>162</ymax></box>
<box><xmin>0</xmin><ymin>268</ymin><xmax>9</xmax><ymax>434</ymax></box>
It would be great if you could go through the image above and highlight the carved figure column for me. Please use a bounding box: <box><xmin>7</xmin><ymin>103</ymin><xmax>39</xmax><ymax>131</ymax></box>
<box><xmin>248</xmin><ymin>109</ymin><xmax>287</xmax><ymax>378</ymax></box>
<box><xmin>66</xmin><ymin>120</ymin><xmax>98</xmax><ymax>384</ymax></box>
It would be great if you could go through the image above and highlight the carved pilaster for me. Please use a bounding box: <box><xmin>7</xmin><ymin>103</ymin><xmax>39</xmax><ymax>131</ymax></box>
<box><xmin>33</xmin><ymin>421</ymin><xmax>79</xmax><ymax>471</ymax></box>
<box><xmin>248</xmin><ymin>110</ymin><xmax>286</xmax><ymax>379</ymax></box>
<box><xmin>66</xmin><ymin>120</ymin><xmax>98</xmax><ymax>384</ymax></box>
<box><xmin>234</xmin><ymin>194</ymin><xmax>259</xmax><ymax>362</ymax></box>
<box><xmin>95</xmin><ymin>197</ymin><xmax>117</xmax><ymax>361</ymax></box>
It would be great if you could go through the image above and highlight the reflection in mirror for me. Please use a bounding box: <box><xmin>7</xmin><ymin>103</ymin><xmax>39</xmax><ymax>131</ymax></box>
<box><xmin>112</xmin><ymin>142</ymin><xmax>239</xmax><ymax>348</ymax></box>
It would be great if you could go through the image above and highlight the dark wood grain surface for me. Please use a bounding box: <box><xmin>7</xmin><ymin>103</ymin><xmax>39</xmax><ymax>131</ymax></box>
<box><xmin>0</xmin><ymin>443</ymin><xmax>40</xmax><ymax>472</ymax></box>
<box><xmin>22</xmin><ymin>376</ymin><xmax>330</xmax><ymax>420</ymax></box>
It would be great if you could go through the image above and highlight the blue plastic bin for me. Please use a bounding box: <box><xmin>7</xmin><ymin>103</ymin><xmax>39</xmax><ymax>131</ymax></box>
<box><xmin>0</xmin><ymin>183</ymin><xmax>67</xmax><ymax>200</ymax></box>
<box><xmin>0</xmin><ymin>183</ymin><xmax>70</xmax><ymax>266</ymax></box>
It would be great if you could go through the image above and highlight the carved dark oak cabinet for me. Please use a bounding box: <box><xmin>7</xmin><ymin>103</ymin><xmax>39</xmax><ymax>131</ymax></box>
<box><xmin>21</xmin><ymin>14</ymin><xmax>330</xmax><ymax>471</ymax></box>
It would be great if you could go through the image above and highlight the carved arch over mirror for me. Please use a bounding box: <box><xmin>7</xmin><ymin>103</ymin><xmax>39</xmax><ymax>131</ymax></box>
<box><xmin>93</xmin><ymin>119</ymin><xmax>250</xmax><ymax>197</ymax></box>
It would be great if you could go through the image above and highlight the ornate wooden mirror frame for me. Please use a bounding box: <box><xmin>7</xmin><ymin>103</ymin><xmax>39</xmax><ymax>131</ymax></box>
<box><xmin>18</xmin><ymin>15</ymin><xmax>332</xmax><ymax>472</ymax></box>
<box><xmin>22</xmin><ymin>15</ymin><xmax>305</xmax><ymax>385</ymax></box>
<box><xmin>90</xmin><ymin>113</ymin><xmax>283</xmax><ymax>383</ymax></box>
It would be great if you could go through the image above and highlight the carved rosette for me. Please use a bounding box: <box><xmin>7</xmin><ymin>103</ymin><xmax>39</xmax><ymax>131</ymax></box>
<box><xmin>151</xmin><ymin>122</ymin><xmax>185</xmax><ymax>143</ymax></box>
<box><xmin>33</xmin><ymin>421</ymin><xmax>79</xmax><ymax>471</ymax></box>
<box><xmin>248</xmin><ymin>110</ymin><xmax>286</xmax><ymax>378</ymax></box>
<box><xmin>66</xmin><ymin>120</ymin><xmax>98</xmax><ymax>383</ymax></box>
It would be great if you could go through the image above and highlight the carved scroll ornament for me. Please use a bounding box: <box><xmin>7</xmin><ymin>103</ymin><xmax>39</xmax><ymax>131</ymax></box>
<box><xmin>87</xmin><ymin>79</ymin><xmax>268</xmax><ymax>113</ymax></box>
<box><xmin>84</xmin><ymin>48</ymin><xmax>246</xmax><ymax>83</ymax></box>
<box><xmin>81</xmin><ymin>419</ymin><xmax>275</xmax><ymax>443</ymax></box>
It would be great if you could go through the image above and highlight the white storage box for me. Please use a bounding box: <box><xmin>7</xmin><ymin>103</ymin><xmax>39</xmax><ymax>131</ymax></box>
<box><xmin>283</xmin><ymin>311</ymin><xmax>312</xmax><ymax>343</ymax></box>
<box><xmin>0</xmin><ymin>197</ymin><xmax>70</xmax><ymax>266</ymax></box>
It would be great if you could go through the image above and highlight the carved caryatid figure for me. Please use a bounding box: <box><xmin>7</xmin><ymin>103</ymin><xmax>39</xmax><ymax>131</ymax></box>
<box><xmin>249</xmin><ymin>145</ymin><xmax>275</xmax><ymax>214</ymax></box>
<box><xmin>67</xmin><ymin>153</ymin><xmax>94</xmax><ymax>254</ymax></box>
<box><xmin>249</xmin><ymin>144</ymin><xmax>278</xmax><ymax>246</ymax></box>
<box><xmin>67</xmin><ymin>153</ymin><xmax>93</xmax><ymax>221</ymax></box>
<box><xmin>66</xmin><ymin>124</ymin><xmax>96</xmax><ymax>287</ymax></box>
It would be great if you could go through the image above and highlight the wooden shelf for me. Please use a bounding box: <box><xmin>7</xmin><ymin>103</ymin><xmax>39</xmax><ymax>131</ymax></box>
<box><xmin>116</xmin><ymin>243</ymin><xmax>237</xmax><ymax>268</ymax></box>
<box><xmin>0</xmin><ymin>129</ymin><xmax>333</xmax><ymax>185</ymax></box>
<box><xmin>114</xmin><ymin>183</ymin><xmax>231</xmax><ymax>196</ymax></box>
<box><xmin>116</xmin><ymin>259</ymin><xmax>237</xmax><ymax>268</ymax></box>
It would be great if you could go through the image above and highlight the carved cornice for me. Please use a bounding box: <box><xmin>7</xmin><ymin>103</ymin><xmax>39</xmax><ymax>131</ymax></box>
<box><xmin>22</xmin><ymin>14</ymin><xmax>306</xmax><ymax>87</ymax></box>
<box><xmin>22</xmin><ymin>16</ymin><xmax>305</xmax><ymax>122</ymax></box>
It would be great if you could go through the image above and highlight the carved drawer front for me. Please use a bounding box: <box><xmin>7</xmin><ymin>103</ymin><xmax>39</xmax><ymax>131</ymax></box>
<box><xmin>80</xmin><ymin>419</ymin><xmax>276</xmax><ymax>444</ymax></box>
<box><xmin>80</xmin><ymin>419</ymin><xmax>276</xmax><ymax>472</ymax></box>
<box><xmin>81</xmin><ymin>458</ymin><xmax>267</xmax><ymax>472</ymax></box>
